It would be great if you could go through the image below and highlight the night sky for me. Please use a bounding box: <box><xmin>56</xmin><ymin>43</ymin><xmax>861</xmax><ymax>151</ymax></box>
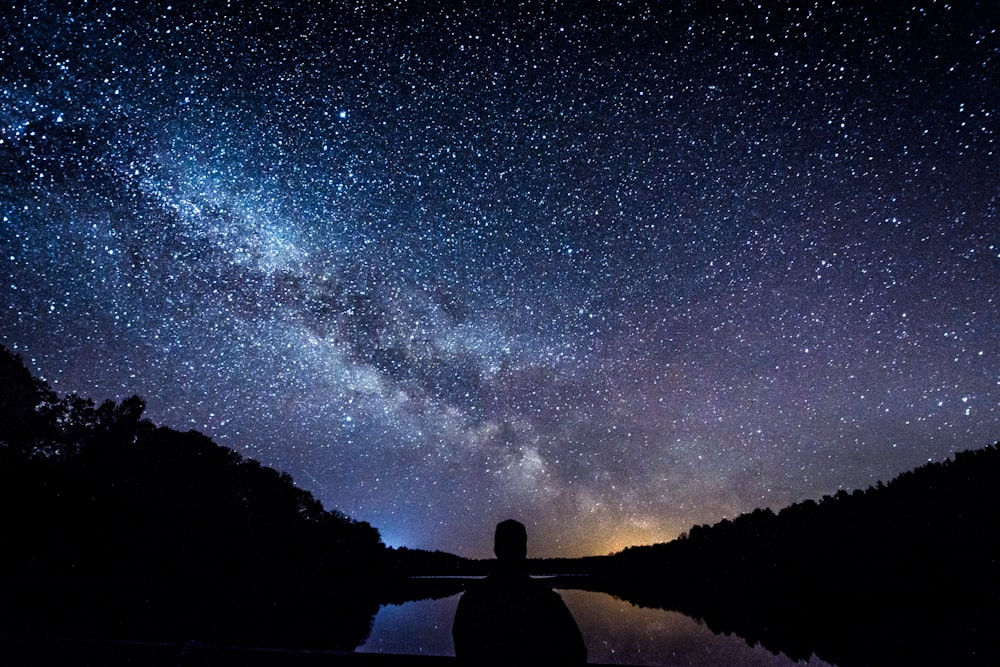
<box><xmin>3</xmin><ymin>1</ymin><xmax>998</xmax><ymax>558</ymax></box>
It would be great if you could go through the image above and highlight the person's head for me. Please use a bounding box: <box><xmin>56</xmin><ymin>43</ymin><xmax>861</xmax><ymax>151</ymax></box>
<box><xmin>494</xmin><ymin>519</ymin><xmax>528</xmax><ymax>561</ymax></box>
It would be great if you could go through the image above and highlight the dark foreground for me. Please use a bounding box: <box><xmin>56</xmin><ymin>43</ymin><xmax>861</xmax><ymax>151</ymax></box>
<box><xmin>0</xmin><ymin>636</ymin><xmax>448</xmax><ymax>666</ymax></box>
<box><xmin>0</xmin><ymin>636</ymin><xmax>626</xmax><ymax>667</ymax></box>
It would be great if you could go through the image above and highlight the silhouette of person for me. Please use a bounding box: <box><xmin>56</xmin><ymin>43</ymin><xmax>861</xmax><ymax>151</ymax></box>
<box><xmin>452</xmin><ymin>519</ymin><xmax>587</xmax><ymax>666</ymax></box>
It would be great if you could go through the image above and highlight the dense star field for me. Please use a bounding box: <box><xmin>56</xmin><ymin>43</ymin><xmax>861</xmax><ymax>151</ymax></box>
<box><xmin>2</xmin><ymin>1</ymin><xmax>998</xmax><ymax>557</ymax></box>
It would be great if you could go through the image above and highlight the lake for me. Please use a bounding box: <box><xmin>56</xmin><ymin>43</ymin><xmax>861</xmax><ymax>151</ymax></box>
<box><xmin>358</xmin><ymin>586</ymin><xmax>837</xmax><ymax>666</ymax></box>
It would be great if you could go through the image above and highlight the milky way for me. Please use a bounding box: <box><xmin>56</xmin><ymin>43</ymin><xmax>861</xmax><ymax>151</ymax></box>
<box><xmin>3</xmin><ymin>1</ymin><xmax>998</xmax><ymax>557</ymax></box>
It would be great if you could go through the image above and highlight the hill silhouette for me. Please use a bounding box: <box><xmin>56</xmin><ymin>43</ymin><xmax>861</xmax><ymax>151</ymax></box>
<box><xmin>0</xmin><ymin>345</ymin><xmax>386</xmax><ymax>650</ymax></box>
<box><xmin>594</xmin><ymin>442</ymin><xmax>1000</xmax><ymax>666</ymax></box>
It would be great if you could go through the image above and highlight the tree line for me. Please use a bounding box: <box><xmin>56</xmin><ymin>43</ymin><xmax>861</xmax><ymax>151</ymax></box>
<box><xmin>4</xmin><ymin>342</ymin><xmax>997</xmax><ymax>664</ymax></box>
<box><xmin>595</xmin><ymin>441</ymin><xmax>1000</xmax><ymax>666</ymax></box>
<box><xmin>0</xmin><ymin>345</ymin><xmax>386</xmax><ymax>649</ymax></box>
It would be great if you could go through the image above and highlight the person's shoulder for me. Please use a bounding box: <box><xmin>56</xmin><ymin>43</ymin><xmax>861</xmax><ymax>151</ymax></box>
<box><xmin>458</xmin><ymin>575</ymin><xmax>504</xmax><ymax>601</ymax></box>
<box><xmin>517</xmin><ymin>574</ymin><xmax>559</xmax><ymax>593</ymax></box>
<box><xmin>472</xmin><ymin>573</ymin><xmax>510</xmax><ymax>589</ymax></box>
<box><xmin>473</xmin><ymin>572</ymin><xmax>529</xmax><ymax>587</ymax></box>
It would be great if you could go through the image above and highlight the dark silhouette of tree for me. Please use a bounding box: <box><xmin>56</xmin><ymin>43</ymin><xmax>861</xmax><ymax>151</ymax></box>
<box><xmin>0</xmin><ymin>345</ymin><xmax>385</xmax><ymax>650</ymax></box>
<box><xmin>596</xmin><ymin>443</ymin><xmax>1000</xmax><ymax>666</ymax></box>
<box><xmin>0</xmin><ymin>346</ymin><xmax>59</xmax><ymax>450</ymax></box>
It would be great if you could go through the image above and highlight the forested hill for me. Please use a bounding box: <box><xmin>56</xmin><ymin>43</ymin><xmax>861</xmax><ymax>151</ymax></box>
<box><xmin>602</xmin><ymin>441</ymin><xmax>1000</xmax><ymax>666</ymax></box>
<box><xmin>0</xmin><ymin>345</ymin><xmax>384</xmax><ymax>649</ymax></box>
<box><xmin>613</xmin><ymin>441</ymin><xmax>999</xmax><ymax>569</ymax></box>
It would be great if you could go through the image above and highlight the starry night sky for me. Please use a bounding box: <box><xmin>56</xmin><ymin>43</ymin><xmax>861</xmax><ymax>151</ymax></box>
<box><xmin>3</xmin><ymin>1</ymin><xmax>998</xmax><ymax>558</ymax></box>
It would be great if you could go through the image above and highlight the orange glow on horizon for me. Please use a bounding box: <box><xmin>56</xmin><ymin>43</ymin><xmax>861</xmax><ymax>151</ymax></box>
<box><xmin>551</xmin><ymin>520</ymin><xmax>683</xmax><ymax>558</ymax></box>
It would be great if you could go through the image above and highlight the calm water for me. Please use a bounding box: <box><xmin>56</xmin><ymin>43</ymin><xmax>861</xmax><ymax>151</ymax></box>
<box><xmin>357</xmin><ymin>587</ymin><xmax>836</xmax><ymax>666</ymax></box>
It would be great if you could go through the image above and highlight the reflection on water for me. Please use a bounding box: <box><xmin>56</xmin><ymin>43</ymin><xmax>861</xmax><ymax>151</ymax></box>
<box><xmin>358</xmin><ymin>593</ymin><xmax>463</xmax><ymax>657</ymax></box>
<box><xmin>358</xmin><ymin>587</ymin><xmax>836</xmax><ymax>666</ymax></box>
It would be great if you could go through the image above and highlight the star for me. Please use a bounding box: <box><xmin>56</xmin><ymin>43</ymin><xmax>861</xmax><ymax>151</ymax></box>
<box><xmin>1</xmin><ymin>0</ymin><xmax>998</xmax><ymax>558</ymax></box>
